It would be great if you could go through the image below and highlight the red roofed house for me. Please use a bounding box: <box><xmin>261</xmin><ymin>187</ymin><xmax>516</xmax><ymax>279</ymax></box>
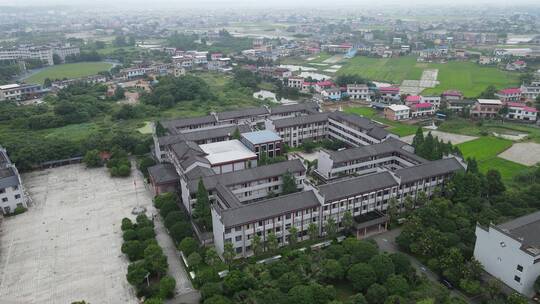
<box><xmin>315</xmin><ymin>80</ymin><xmax>335</xmax><ymax>93</ymax></box>
<box><xmin>379</xmin><ymin>86</ymin><xmax>400</xmax><ymax>103</ymax></box>
<box><xmin>442</xmin><ymin>90</ymin><xmax>463</xmax><ymax>101</ymax></box>
<box><xmin>410</xmin><ymin>103</ymin><xmax>435</xmax><ymax>118</ymax></box>
<box><xmin>506</xmin><ymin>102</ymin><xmax>538</xmax><ymax>122</ymax></box>
<box><xmin>405</xmin><ymin>95</ymin><xmax>421</xmax><ymax>105</ymax></box>
<box><xmin>496</xmin><ymin>88</ymin><xmax>522</xmax><ymax>102</ymax></box>
<box><xmin>506</xmin><ymin>60</ymin><xmax>527</xmax><ymax>71</ymax></box>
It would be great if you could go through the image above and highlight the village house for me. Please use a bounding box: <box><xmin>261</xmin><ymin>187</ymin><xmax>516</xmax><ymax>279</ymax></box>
<box><xmin>496</xmin><ymin>88</ymin><xmax>522</xmax><ymax>102</ymax></box>
<box><xmin>347</xmin><ymin>84</ymin><xmax>371</xmax><ymax>101</ymax></box>
<box><xmin>506</xmin><ymin>102</ymin><xmax>538</xmax><ymax>122</ymax></box>
<box><xmin>378</xmin><ymin>86</ymin><xmax>400</xmax><ymax>103</ymax></box>
<box><xmin>506</xmin><ymin>60</ymin><xmax>527</xmax><ymax>71</ymax></box>
<box><xmin>520</xmin><ymin>80</ymin><xmax>540</xmax><ymax>102</ymax></box>
<box><xmin>471</xmin><ymin>99</ymin><xmax>503</xmax><ymax>119</ymax></box>
<box><xmin>410</xmin><ymin>103</ymin><xmax>435</xmax><ymax>118</ymax></box>
<box><xmin>287</xmin><ymin>77</ymin><xmax>304</xmax><ymax>89</ymax></box>
<box><xmin>384</xmin><ymin>104</ymin><xmax>410</xmax><ymax>121</ymax></box>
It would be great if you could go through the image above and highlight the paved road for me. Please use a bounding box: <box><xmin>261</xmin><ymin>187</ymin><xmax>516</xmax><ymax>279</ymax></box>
<box><xmin>370</xmin><ymin>228</ymin><xmax>474</xmax><ymax>304</ymax></box>
<box><xmin>135</xmin><ymin>167</ymin><xmax>201</xmax><ymax>304</ymax></box>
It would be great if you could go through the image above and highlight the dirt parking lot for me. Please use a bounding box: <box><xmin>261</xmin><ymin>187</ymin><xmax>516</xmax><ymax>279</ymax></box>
<box><xmin>0</xmin><ymin>164</ymin><xmax>154</xmax><ymax>304</ymax></box>
<box><xmin>499</xmin><ymin>142</ymin><xmax>540</xmax><ymax>166</ymax></box>
<box><xmin>401</xmin><ymin>130</ymin><xmax>477</xmax><ymax>145</ymax></box>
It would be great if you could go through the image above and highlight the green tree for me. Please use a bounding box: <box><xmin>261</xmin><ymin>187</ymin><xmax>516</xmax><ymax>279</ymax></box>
<box><xmin>486</xmin><ymin>169</ymin><xmax>505</xmax><ymax>196</ymax></box>
<box><xmin>121</xmin><ymin>218</ymin><xmax>133</xmax><ymax>231</ymax></box>
<box><xmin>223</xmin><ymin>242</ymin><xmax>236</xmax><ymax>267</ymax></box>
<box><xmin>205</xmin><ymin>247</ymin><xmax>219</xmax><ymax>266</ymax></box>
<box><xmin>320</xmin><ymin>259</ymin><xmax>344</xmax><ymax>282</ymax></box>
<box><xmin>365</xmin><ymin>283</ymin><xmax>387</xmax><ymax>304</ymax></box>
<box><xmin>126</xmin><ymin>261</ymin><xmax>148</xmax><ymax>286</ymax></box>
<box><xmin>158</xmin><ymin>275</ymin><xmax>176</xmax><ymax>299</ymax></box>
<box><xmin>144</xmin><ymin>244</ymin><xmax>168</xmax><ymax>278</ymax></box>
<box><xmin>347</xmin><ymin>294</ymin><xmax>368</xmax><ymax>304</ymax></box>
<box><xmin>347</xmin><ymin>263</ymin><xmax>376</xmax><ymax>291</ymax></box>
<box><xmin>252</xmin><ymin>234</ymin><xmax>262</xmax><ymax>256</ymax></box>
<box><xmin>326</xmin><ymin>217</ymin><xmax>338</xmax><ymax>239</ymax></box>
<box><xmin>288</xmin><ymin>226</ymin><xmax>298</xmax><ymax>246</ymax></box>
<box><xmin>187</xmin><ymin>252</ymin><xmax>202</xmax><ymax>270</ymax></box>
<box><xmin>83</xmin><ymin>149</ymin><xmax>101</xmax><ymax>167</ymax></box>
<box><xmin>506</xmin><ymin>292</ymin><xmax>528</xmax><ymax>304</ymax></box>
<box><xmin>121</xmin><ymin>240</ymin><xmax>145</xmax><ymax>261</ymax></box>
<box><xmin>384</xmin><ymin>274</ymin><xmax>408</xmax><ymax>296</ymax></box>
<box><xmin>411</xmin><ymin>127</ymin><xmax>424</xmax><ymax>150</ymax></box>
<box><xmin>342</xmin><ymin>211</ymin><xmax>354</xmax><ymax>235</ymax></box>
<box><xmin>204</xmin><ymin>295</ymin><xmax>233</xmax><ymax>304</ymax></box>
<box><xmin>179</xmin><ymin>237</ymin><xmax>198</xmax><ymax>256</ymax></box>
<box><xmin>232</xmin><ymin>127</ymin><xmax>241</xmax><ymax>140</ymax></box>
<box><xmin>282</xmin><ymin>171</ymin><xmax>297</xmax><ymax>195</ymax></box>
<box><xmin>368</xmin><ymin>254</ymin><xmax>395</xmax><ymax>283</ymax></box>
<box><xmin>308</xmin><ymin>223</ymin><xmax>319</xmax><ymax>240</ymax></box>
<box><xmin>194</xmin><ymin>178</ymin><xmax>211</xmax><ymax>228</ymax></box>
<box><xmin>267</xmin><ymin>232</ymin><xmax>278</xmax><ymax>252</ymax></box>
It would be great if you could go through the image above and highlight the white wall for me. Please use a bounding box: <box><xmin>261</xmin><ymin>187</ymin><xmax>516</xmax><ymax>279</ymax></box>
<box><xmin>474</xmin><ymin>226</ymin><xmax>540</xmax><ymax>297</ymax></box>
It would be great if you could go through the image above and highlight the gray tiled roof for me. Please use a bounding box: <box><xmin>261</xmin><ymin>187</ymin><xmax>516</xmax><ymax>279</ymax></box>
<box><xmin>498</xmin><ymin>210</ymin><xmax>540</xmax><ymax>255</ymax></box>
<box><xmin>148</xmin><ymin>164</ymin><xmax>179</xmax><ymax>184</ymax></box>
<box><xmin>161</xmin><ymin>115</ymin><xmax>217</xmax><ymax>134</ymax></box>
<box><xmin>0</xmin><ymin>168</ymin><xmax>19</xmax><ymax>189</ymax></box>
<box><xmin>219</xmin><ymin>190</ymin><xmax>320</xmax><ymax>227</ymax></box>
<box><xmin>327</xmin><ymin>138</ymin><xmax>426</xmax><ymax>164</ymax></box>
<box><xmin>217</xmin><ymin>107</ymin><xmax>269</xmax><ymax>120</ymax></box>
<box><xmin>318</xmin><ymin>171</ymin><xmax>398</xmax><ymax>202</ymax></box>
<box><xmin>187</xmin><ymin>159</ymin><xmax>305</xmax><ymax>193</ymax></box>
<box><xmin>271</xmin><ymin>112</ymin><xmax>330</xmax><ymax>128</ymax></box>
<box><xmin>395</xmin><ymin>157</ymin><xmax>464</xmax><ymax>183</ymax></box>
<box><xmin>270</xmin><ymin>102</ymin><xmax>319</xmax><ymax>115</ymax></box>
<box><xmin>170</xmin><ymin>141</ymin><xmax>205</xmax><ymax>160</ymax></box>
<box><xmin>181</xmin><ymin>124</ymin><xmax>251</xmax><ymax>142</ymax></box>
<box><xmin>328</xmin><ymin>112</ymin><xmax>389</xmax><ymax>140</ymax></box>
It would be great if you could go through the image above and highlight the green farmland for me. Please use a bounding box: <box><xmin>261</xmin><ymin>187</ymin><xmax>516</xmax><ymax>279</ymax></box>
<box><xmin>344</xmin><ymin>106</ymin><xmax>418</xmax><ymax>137</ymax></box>
<box><xmin>24</xmin><ymin>62</ymin><xmax>114</xmax><ymax>84</ymax></box>
<box><xmin>337</xmin><ymin>56</ymin><xmax>521</xmax><ymax>97</ymax></box>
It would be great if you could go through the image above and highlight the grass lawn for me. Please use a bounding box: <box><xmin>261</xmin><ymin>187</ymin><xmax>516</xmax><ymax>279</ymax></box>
<box><xmin>457</xmin><ymin>136</ymin><xmax>526</xmax><ymax>182</ymax></box>
<box><xmin>337</xmin><ymin>56</ymin><xmax>521</xmax><ymax>97</ymax></box>
<box><xmin>42</xmin><ymin>122</ymin><xmax>101</xmax><ymax>142</ymax></box>
<box><xmin>438</xmin><ymin>118</ymin><xmax>540</xmax><ymax>144</ymax></box>
<box><xmin>344</xmin><ymin>106</ymin><xmax>419</xmax><ymax>137</ymax></box>
<box><xmin>137</xmin><ymin>121</ymin><xmax>153</xmax><ymax>134</ymax></box>
<box><xmin>337</xmin><ymin>56</ymin><xmax>423</xmax><ymax>84</ymax></box>
<box><xmin>422</xmin><ymin>61</ymin><xmax>520</xmax><ymax>97</ymax></box>
<box><xmin>24</xmin><ymin>62</ymin><xmax>114</xmax><ymax>84</ymax></box>
<box><xmin>456</xmin><ymin>137</ymin><xmax>513</xmax><ymax>161</ymax></box>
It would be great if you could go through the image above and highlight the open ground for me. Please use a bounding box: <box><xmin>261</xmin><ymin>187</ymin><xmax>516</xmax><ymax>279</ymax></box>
<box><xmin>401</xmin><ymin>130</ymin><xmax>477</xmax><ymax>145</ymax></box>
<box><xmin>0</xmin><ymin>164</ymin><xmax>193</xmax><ymax>304</ymax></box>
<box><xmin>499</xmin><ymin>142</ymin><xmax>540</xmax><ymax>166</ymax></box>
<box><xmin>23</xmin><ymin>62</ymin><xmax>114</xmax><ymax>84</ymax></box>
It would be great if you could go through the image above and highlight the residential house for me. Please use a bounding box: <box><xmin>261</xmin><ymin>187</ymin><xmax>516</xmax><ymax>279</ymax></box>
<box><xmin>0</xmin><ymin>146</ymin><xmax>28</xmax><ymax>215</ymax></box>
<box><xmin>520</xmin><ymin>80</ymin><xmax>540</xmax><ymax>102</ymax></box>
<box><xmin>471</xmin><ymin>99</ymin><xmax>503</xmax><ymax>119</ymax></box>
<box><xmin>410</xmin><ymin>103</ymin><xmax>435</xmax><ymax>118</ymax></box>
<box><xmin>378</xmin><ymin>86</ymin><xmax>400</xmax><ymax>103</ymax></box>
<box><xmin>496</xmin><ymin>88</ymin><xmax>522</xmax><ymax>102</ymax></box>
<box><xmin>384</xmin><ymin>104</ymin><xmax>410</xmax><ymax>121</ymax></box>
<box><xmin>506</xmin><ymin>103</ymin><xmax>538</xmax><ymax>122</ymax></box>
<box><xmin>347</xmin><ymin>84</ymin><xmax>371</xmax><ymax>101</ymax></box>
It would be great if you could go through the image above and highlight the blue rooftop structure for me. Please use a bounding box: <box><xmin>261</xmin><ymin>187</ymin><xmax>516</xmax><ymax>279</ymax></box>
<box><xmin>241</xmin><ymin>130</ymin><xmax>282</xmax><ymax>145</ymax></box>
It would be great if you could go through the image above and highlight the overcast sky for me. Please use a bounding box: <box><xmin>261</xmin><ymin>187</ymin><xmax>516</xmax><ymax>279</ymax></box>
<box><xmin>1</xmin><ymin>0</ymin><xmax>539</xmax><ymax>8</ymax></box>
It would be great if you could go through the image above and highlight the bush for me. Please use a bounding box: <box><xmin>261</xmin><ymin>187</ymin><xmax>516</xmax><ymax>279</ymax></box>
<box><xmin>164</xmin><ymin>211</ymin><xmax>186</xmax><ymax>230</ymax></box>
<box><xmin>169</xmin><ymin>222</ymin><xmax>193</xmax><ymax>243</ymax></box>
<box><xmin>158</xmin><ymin>275</ymin><xmax>176</xmax><ymax>299</ymax></box>
<box><xmin>122</xmin><ymin>240</ymin><xmax>145</xmax><ymax>261</ymax></box>
<box><xmin>160</xmin><ymin>200</ymin><xmax>180</xmax><ymax>218</ymax></box>
<box><xmin>136</xmin><ymin>214</ymin><xmax>154</xmax><ymax>228</ymax></box>
<box><xmin>201</xmin><ymin>282</ymin><xmax>223</xmax><ymax>300</ymax></box>
<box><xmin>179</xmin><ymin>237</ymin><xmax>198</xmax><ymax>256</ymax></box>
<box><xmin>83</xmin><ymin>149</ymin><xmax>102</xmax><ymax>168</ymax></box>
<box><xmin>123</xmin><ymin>229</ymin><xmax>138</xmax><ymax>242</ymax></box>
<box><xmin>137</xmin><ymin>226</ymin><xmax>156</xmax><ymax>241</ymax></box>
<box><xmin>13</xmin><ymin>205</ymin><xmax>27</xmax><ymax>215</ymax></box>
<box><xmin>121</xmin><ymin>218</ymin><xmax>133</xmax><ymax>231</ymax></box>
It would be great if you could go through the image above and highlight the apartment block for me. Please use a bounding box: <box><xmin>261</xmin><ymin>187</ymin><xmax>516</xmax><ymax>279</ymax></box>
<box><xmin>0</xmin><ymin>146</ymin><xmax>28</xmax><ymax>215</ymax></box>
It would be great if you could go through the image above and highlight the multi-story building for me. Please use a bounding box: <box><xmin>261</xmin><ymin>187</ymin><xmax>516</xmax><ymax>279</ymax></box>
<box><xmin>442</xmin><ymin>90</ymin><xmax>463</xmax><ymax>101</ymax></box>
<box><xmin>53</xmin><ymin>46</ymin><xmax>81</xmax><ymax>62</ymax></box>
<box><xmin>521</xmin><ymin>80</ymin><xmax>540</xmax><ymax>102</ymax></box>
<box><xmin>379</xmin><ymin>87</ymin><xmax>400</xmax><ymax>103</ymax></box>
<box><xmin>384</xmin><ymin>104</ymin><xmax>410</xmax><ymax>121</ymax></box>
<box><xmin>347</xmin><ymin>84</ymin><xmax>371</xmax><ymax>100</ymax></box>
<box><xmin>0</xmin><ymin>83</ymin><xmax>44</xmax><ymax>101</ymax></box>
<box><xmin>496</xmin><ymin>88</ymin><xmax>522</xmax><ymax>102</ymax></box>
<box><xmin>0</xmin><ymin>46</ymin><xmax>54</xmax><ymax>65</ymax></box>
<box><xmin>240</xmin><ymin>130</ymin><xmax>283</xmax><ymax>160</ymax></box>
<box><xmin>410</xmin><ymin>103</ymin><xmax>435</xmax><ymax>118</ymax></box>
<box><xmin>474</xmin><ymin>211</ymin><xmax>540</xmax><ymax>297</ymax></box>
<box><xmin>151</xmin><ymin>104</ymin><xmax>465</xmax><ymax>259</ymax></box>
<box><xmin>288</xmin><ymin>77</ymin><xmax>304</xmax><ymax>89</ymax></box>
<box><xmin>0</xmin><ymin>146</ymin><xmax>28</xmax><ymax>215</ymax></box>
<box><xmin>506</xmin><ymin>103</ymin><xmax>538</xmax><ymax>122</ymax></box>
<box><xmin>316</xmin><ymin>138</ymin><xmax>426</xmax><ymax>180</ymax></box>
<box><xmin>421</xmin><ymin>96</ymin><xmax>442</xmax><ymax>110</ymax></box>
<box><xmin>471</xmin><ymin>99</ymin><xmax>503</xmax><ymax>119</ymax></box>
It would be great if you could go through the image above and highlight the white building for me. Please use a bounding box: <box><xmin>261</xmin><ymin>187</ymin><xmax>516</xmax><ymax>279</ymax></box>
<box><xmin>0</xmin><ymin>146</ymin><xmax>28</xmax><ymax>215</ymax></box>
<box><xmin>347</xmin><ymin>84</ymin><xmax>371</xmax><ymax>101</ymax></box>
<box><xmin>506</xmin><ymin>103</ymin><xmax>538</xmax><ymax>122</ymax></box>
<box><xmin>53</xmin><ymin>46</ymin><xmax>81</xmax><ymax>62</ymax></box>
<box><xmin>521</xmin><ymin>81</ymin><xmax>540</xmax><ymax>102</ymax></box>
<box><xmin>384</xmin><ymin>104</ymin><xmax>410</xmax><ymax>121</ymax></box>
<box><xmin>474</xmin><ymin>211</ymin><xmax>540</xmax><ymax>297</ymax></box>
<box><xmin>0</xmin><ymin>46</ymin><xmax>54</xmax><ymax>65</ymax></box>
<box><xmin>288</xmin><ymin>77</ymin><xmax>304</xmax><ymax>89</ymax></box>
<box><xmin>421</xmin><ymin>96</ymin><xmax>442</xmax><ymax>110</ymax></box>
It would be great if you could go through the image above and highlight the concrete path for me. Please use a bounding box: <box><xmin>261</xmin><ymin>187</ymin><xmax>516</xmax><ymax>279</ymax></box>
<box><xmin>135</xmin><ymin>168</ymin><xmax>200</xmax><ymax>304</ymax></box>
<box><xmin>370</xmin><ymin>228</ymin><xmax>475</xmax><ymax>304</ymax></box>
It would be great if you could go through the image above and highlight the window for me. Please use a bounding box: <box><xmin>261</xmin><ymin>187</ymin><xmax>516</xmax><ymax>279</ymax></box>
<box><xmin>0</xmin><ymin>188</ymin><xmax>4</xmax><ymax>194</ymax></box>
<box><xmin>14</xmin><ymin>194</ymin><xmax>20</xmax><ymax>199</ymax></box>
<box><xmin>517</xmin><ymin>265</ymin><xmax>523</xmax><ymax>272</ymax></box>
<box><xmin>235</xmin><ymin>236</ymin><xmax>242</xmax><ymax>242</ymax></box>
<box><xmin>235</xmin><ymin>227</ymin><xmax>242</xmax><ymax>232</ymax></box>
<box><xmin>2</xmin><ymin>198</ymin><xmax>7</xmax><ymax>202</ymax></box>
<box><xmin>514</xmin><ymin>276</ymin><xmax>521</xmax><ymax>283</ymax></box>
<box><xmin>235</xmin><ymin>247</ymin><xmax>242</xmax><ymax>254</ymax></box>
